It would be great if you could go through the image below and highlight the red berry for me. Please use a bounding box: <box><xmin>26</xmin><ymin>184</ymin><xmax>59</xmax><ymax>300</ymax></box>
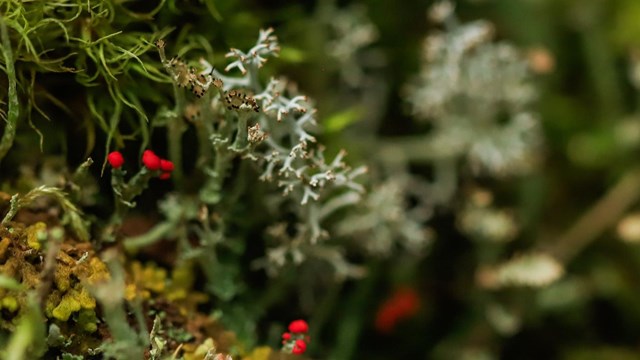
<box><xmin>160</xmin><ymin>159</ymin><xmax>174</xmax><ymax>172</ymax></box>
<box><xmin>282</xmin><ymin>332</ymin><xmax>291</xmax><ymax>341</ymax></box>
<box><xmin>142</xmin><ymin>150</ymin><xmax>161</xmax><ymax>171</ymax></box>
<box><xmin>288</xmin><ymin>320</ymin><xmax>309</xmax><ymax>334</ymax></box>
<box><xmin>294</xmin><ymin>339</ymin><xmax>307</xmax><ymax>350</ymax></box>
<box><xmin>159</xmin><ymin>172</ymin><xmax>171</xmax><ymax>180</ymax></box>
<box><xmin>107</xmin><ymin>151</ymin><xmax>124</xmax><ymax>168</ymax></box>
<box><xmin>292</xmin><ymin>339</ymin><xmax>307</xmax><ymax>355</ymax></box>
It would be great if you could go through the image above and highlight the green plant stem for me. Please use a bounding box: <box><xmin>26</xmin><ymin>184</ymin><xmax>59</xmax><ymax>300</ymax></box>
<box><xmin>5</xmin><ymin>295</ymin><xmax>46</xmax><ymax>360</ymax></box>
<box><xmin>0</xmin><ymin>17</ymin><xmax>18</xmax><ymax>164</ymax></box>
<box><xmin>331</xmin><ymin>261</ymin><xmax>380</xmax><ymax>360</ymax></box>
<box><xmin>104</xmin><ymin>168</ymin><xmax>155</xmax><ymax>241</ymax></box>
<box><xmin>230</xmin><ymin>113</ymin><xmax>249</xmax><ymax>150</ymax></box>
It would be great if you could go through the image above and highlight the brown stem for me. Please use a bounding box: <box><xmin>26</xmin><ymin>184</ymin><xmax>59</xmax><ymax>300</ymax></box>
<box><xmin>36</xmin><ymin>228</ymin><xmax>63</xmax><ymax>306</ymax></box>
<box><xmin>550</xmin><ymin>168</ymin><xmax>640</xmax><ymax>263</ymax></box>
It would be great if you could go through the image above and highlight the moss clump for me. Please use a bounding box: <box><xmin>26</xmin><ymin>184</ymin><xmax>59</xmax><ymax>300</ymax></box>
<box><xmin>125</xmin><ymin>261</ymin><xmax>167</xmax><ymax>300</ymax></box>
<box><xmin>76</xmin><ymin>309</ymin><xmax>98</xmax><ymax>333</ymax></box>
<box><xmin>50</xmin><ymin>287</ymin><xmax>95</xmax><ymax>322</ymax></box>
<box><xmin>51</xmin><ymin>292</ymin><xmax>81</xmax><ymax>322</ymax></box>
<box><xmin>24</xmin><ymin>222</ymin><xmax>47</xmax><ymax>250</ymax></box>
<box><xmin>0</xmin><ymin>237</ymin><xmax>10</xmax><ymax>262</ymax></box>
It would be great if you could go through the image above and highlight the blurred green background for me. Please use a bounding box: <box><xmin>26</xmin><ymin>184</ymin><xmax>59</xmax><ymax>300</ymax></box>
<box><xmin>244</xmin><ymin>0</ymin><xmax>640</xmax><ymax>359</ymax></box>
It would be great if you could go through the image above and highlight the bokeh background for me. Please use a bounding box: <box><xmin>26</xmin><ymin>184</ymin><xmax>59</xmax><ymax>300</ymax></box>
<box><xmin>236</xmin><ymin>0</ymin><xmax>640</xmax><ymax>359</ymax></box>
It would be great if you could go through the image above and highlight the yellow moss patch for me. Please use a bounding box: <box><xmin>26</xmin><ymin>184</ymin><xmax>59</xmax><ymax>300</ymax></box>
<box><xmin>45</xmin><ymin>290</ymin><xmax>62</xmax><ymax>318</ymax></box>
<box><xmin>52</xmin><ymin>291</ymin><xmax>82</xmax><ymax>321</ymax></box>
<box><xmin>126</xmin><ymin>261</ymin><xmax>167</xmax><ymax>301</ymax></box>
<box><xmin>84</xmin><ymin>257</ymin><xmax>110</xmax><ymax>284</ymax></box>
<box><xmin>0</xmin><ymin>237</ymin><xmax>11</xmax><ymax>261</ymax></box>
<box><xmin>124</xmin><ymin>283</ymin><xmax>139</xmax><ymax>301</ymax></box>
<box><xmin>183</xmin><ymin>338</ymin><xmax>216</xmax><ymax>360</ymax></box>
<box><xmin>76</xmin><ymin>286</ymin><xmax>96</xmax><ymax>309</ymax></box>
<box><xmin>54</xmin><ymin>263</ymin><xmax>71</xmax><ymax>292</ymax></box>
<box><xmin>0</xmin><ymin>296</ymin><xmax>19</xmax><ymax>312</ymax></box>
<box><xmin>244</xmin><ymin>346</ymin><xmax>272</xmax><ymax>360</ymax></box>
<box><xmin>25</xmin><ymin>222</ymin><xmax>47</xmax><ymax>250</ymax></box>
<box><xmin>77</xmin><ymin>308</ymin><xmax>98</xmax><ymax>333</ymax></box>
<box><xmin>51</xmin><ymin>286</ymin><xmax>97</xmax><ymax>322</ymax></box>
<box><xmin>166</xmin><ymin>262</ymin><xmax>195</xmax><ymax>301</ymax></box>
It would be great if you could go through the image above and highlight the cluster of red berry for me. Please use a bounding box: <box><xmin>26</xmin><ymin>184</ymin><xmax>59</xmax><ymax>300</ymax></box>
<box><xmin>107</xmin><ymin>150</ymin><xmax>175</xmax><ymax>179</ymax></box>
<box><xmin>282</xmin><ymin>319</ymin><xmax>310</xmax><ymax>355</ymax></box>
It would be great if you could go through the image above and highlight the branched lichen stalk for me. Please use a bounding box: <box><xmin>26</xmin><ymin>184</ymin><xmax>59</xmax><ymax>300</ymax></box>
<box><xmin>0</xmin><ymin>17</ymin><xmax>18</xmax><ymax>164</ymax></box>
<box><xmin>157</xmin><ymin>43</ymin><xmax>186</xmax><ymax>187</ymax></box>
